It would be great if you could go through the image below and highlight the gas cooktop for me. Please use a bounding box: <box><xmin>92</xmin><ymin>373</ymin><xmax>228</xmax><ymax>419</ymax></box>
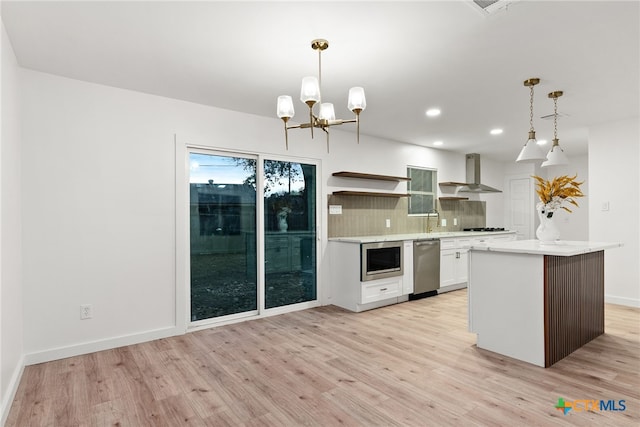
<box><xmin>463</xmin><ymin>227</ymin><xmax>506</xmax><ymax>232</ymax></box>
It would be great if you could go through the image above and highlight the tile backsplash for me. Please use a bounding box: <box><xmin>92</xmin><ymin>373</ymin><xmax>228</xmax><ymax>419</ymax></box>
<box><xmin>327</xmin><ymin>195</ymin><xmax>486</xmax><ymax>237</ymax></box>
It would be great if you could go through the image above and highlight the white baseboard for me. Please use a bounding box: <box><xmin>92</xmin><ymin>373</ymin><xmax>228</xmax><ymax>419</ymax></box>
<box><xmin>1</xmin><ymin>354</ymin><xmax>25</xmax><ymax>427</ymax></box>
<box><xmin>24</xmin><ymin>326</ymin><xmax>180</xmax><ymax>366</ymax></box>
<box><xmin>605</xmin><ymin>294</ymin><xmax>640</xmax><ymax>308</ymax></box>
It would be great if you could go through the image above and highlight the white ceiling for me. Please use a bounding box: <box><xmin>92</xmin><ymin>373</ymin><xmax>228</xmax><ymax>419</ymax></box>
<box><xmin>2</xmin><ymin>1</ymin><xmax>638</xmax><ymax>162</ymax></box>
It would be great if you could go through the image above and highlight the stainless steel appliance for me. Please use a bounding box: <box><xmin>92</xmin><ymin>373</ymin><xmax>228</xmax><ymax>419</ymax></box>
<box><xmin>360</xmin><ymin>241</ymin><xmax>403</xmax><ymax>282</ymax></box>
<box><xmin>411</xmin><ymin>238</ymin><xmax>440</xmax><ymax>299</ymax></box>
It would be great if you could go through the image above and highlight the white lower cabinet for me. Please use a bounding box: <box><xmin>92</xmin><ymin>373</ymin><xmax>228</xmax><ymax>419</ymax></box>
<box><xmin>440</xmin><ymin>247</ymin><xmax>469</xmax><ymax>288</ymax></box>
<box><xmin>328</xmin><ymin>240</ymin><xmax>411</xmax><ymax>312</ymax></box>
<box><xmin>440</xmin><ymin>233</ymin><xmax>516</xmax><ymax>293</ymax></box>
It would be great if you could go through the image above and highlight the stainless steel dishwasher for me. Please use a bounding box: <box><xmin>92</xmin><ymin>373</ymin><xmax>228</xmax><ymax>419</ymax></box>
<box><xmin>411</xmin><ymin>238</ymin><xmax>440</xmax><ymax>299</ymax></box>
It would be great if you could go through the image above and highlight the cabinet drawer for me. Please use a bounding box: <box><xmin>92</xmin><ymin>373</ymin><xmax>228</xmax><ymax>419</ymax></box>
<box><xmin>440</xmin><ymin>238</ymin><xmax>457</xmax><ymax>249</ymax></box>
<box><xmin>361</xmin><ymin>278</ymin><xmax>402</xmax><ymax>304</ymax></box>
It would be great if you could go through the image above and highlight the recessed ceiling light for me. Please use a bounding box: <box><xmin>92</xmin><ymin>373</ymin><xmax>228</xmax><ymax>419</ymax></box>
<box><xmin>433</xmin><ymin>141</ymin><xmax>443</xmax><ymax>146</ymax></box>
<box><xmin>490</xmin><ymin>128</ymin><xmax>503</xmax><ymax>135</ymax></box>
<box><xmin>426</xmin><ymin>108</ymin><xmax>441</xmax><ymax>117</ymax></box>
<box><xmin>536</xmin><ymin>139</ymin><xmax>548</xmax><ymax>145</ymax></box>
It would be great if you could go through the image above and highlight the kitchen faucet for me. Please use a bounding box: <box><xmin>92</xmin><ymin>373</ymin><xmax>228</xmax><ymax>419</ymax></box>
<box><xmin>427</xmin><ymin>209</ymin><xmax>439</xmax><ymax>233</ymax></box>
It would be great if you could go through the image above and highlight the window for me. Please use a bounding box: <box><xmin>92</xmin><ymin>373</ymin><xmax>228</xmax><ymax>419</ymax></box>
<box><xmin>407</xmin><ymin>166</ymin><xmax>437</xmax><ymax>215</ymax></box>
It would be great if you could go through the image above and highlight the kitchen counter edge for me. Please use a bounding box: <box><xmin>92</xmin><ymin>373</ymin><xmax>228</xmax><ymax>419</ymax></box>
<box><xmin>328</xmin><ymin>230</ymin><xmax>516</xmax><ymax>244</ymax></box>
<box><xmin>469</xmin><ymin>240</ymin><xmax>623</xmax><ymax>256</ymax></box>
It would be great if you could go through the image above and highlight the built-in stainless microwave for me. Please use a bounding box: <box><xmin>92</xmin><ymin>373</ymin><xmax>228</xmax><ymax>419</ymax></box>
<box><xmin>361</xmin><ymin>241</ymin><xmax>403</xmax><ymax>282</ymax></box>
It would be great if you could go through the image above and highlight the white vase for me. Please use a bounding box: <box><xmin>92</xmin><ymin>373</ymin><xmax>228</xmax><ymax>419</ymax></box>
<box><xmin>278</xmin><ymin>216</ymin><xmax>288</xmax><ymax>232</ymax></box>
<box><xmin>536</xmin><ymin>207</ymin><xmax>560</xmax><ymax>243</ymax></box>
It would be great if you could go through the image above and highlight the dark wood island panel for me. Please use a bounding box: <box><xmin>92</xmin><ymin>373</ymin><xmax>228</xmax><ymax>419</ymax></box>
<box><xmin>544</xmin><ymin>250</ymin><xmax>605</xmax><ymax>367</ymax></box>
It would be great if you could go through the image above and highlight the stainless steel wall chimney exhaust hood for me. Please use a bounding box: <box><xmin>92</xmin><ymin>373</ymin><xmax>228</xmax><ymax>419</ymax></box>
<box><xmin>458</xmin><ymin>153</ymin><xmax>502</xmax><ymax>193</ymax></box>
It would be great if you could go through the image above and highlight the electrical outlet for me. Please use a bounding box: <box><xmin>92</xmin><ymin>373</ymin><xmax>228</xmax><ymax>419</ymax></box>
<box><xmin>80</xmin><ymin>304</ymin><xmax>93</xmax><ymax>320</ymax></box>
<box><xmin>441</xmin><ymin>218</ymin><xmax>447</xmax><ymax>227</ymax></box>
<box><xmin>385</xmin><ymin>219</ymin><xmax>391</xmax><ymax>228</ymax></box>
<box><xmin>329</xmin><ymin>205</ymin><xmax>342</xmax><ymax>214</ymax></box>
<box><xmin>453</xmin><ymin>218</ymin><xmax>458</xmax><ymax>226</ymax></box>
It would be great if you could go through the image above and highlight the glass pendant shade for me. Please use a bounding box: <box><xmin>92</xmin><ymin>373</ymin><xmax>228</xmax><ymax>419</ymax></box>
<box><xmin>318</xmin><ymin>103</ymin><xmax>336</xmax><ymax>121</ymax></box>
<box><xmin>516</xmin><ymin>131</ymin><xmax>546</xmax><ymax>162</ymax></box>
<box><xmin>277</xmin><ymin>95</ymin><xmax>294</xmax><ymax>119</ymax></box>
<box><xmin>541</xmin><ymin>140</ymin><xmax>569</xmax><ymax>167</ymax></box>
<box><xmin>348</xmin><ymin>87</ymin><xmax>367</xmax><ymax>112</ymax></box>
<box><xmin>300</xmin><ymin>76</ymin><xmax>321</xmax><ymax>104</ymax></box>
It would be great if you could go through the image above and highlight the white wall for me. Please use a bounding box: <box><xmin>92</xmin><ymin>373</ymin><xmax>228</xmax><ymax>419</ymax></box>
<box><xmin>1</xmin><ymin>19</ymin><xmax>24</xmax><ymax>425</ymax></box>
<box><xmin>589</xmin><ymin>117</ymin><xmax>640</xmax><ymax>307</ymax></box>
<box><xmin>20</xmin><ymin>69</ymin><xmax>484</xmax><ymax>364</ymax></box>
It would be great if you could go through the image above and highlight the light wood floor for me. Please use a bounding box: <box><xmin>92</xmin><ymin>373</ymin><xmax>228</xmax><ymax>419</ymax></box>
<box><xmin>7</xmin><ymin>290</ymin><xmax>640</xmax><ymax>426</ymax></box>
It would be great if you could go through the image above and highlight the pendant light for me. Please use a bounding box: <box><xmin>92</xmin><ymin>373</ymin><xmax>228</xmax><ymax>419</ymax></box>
<box><xmin>541</xmin><ymin>91</ymin><xmax>569</xmax><ymax>168</ymax></box>
<box><xmin>516</xmin><ymin>78</ymin><xmax>546</xmax><ymax>163</ymax></box>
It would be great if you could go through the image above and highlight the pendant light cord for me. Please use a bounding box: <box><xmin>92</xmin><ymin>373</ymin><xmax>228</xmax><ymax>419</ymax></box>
<box><xmin>553</xmin><ymin>95</ymin><xmax>558</xmax><ymax>140</ymax></box>
<box><xmin>529</xmin><ymin>85</ymin><xmax>535</xmax><ymax>132</ymax></box>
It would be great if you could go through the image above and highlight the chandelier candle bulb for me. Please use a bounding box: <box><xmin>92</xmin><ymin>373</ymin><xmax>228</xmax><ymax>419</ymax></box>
<box><xmin>277</xmin><ymin>95</ymin><xmax>294</xmax><ymax>119</ymax></box>
<box><xmin>319</xmin><ymin>103</ymin><xmax>336</xmax><ymax>121</ymax></box>
<box><xmin>348</xmin><ymin>87</ymin><xmax>367</xmax><ymax>112</ymax></box>
<box><xmin>300</xmin><ymin>76</ymin><xmax>320</xmax><ymax>105</ymax></box>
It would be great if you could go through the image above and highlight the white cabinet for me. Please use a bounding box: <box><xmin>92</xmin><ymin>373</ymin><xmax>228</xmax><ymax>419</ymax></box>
<box><xmin>328</xmin><ymin>240</ymin><xmax>410</xmax><ymax>312</ymax></box>
<box><xmin>440</xmin><ymin>239</ymin><xmax>469</xmax><ymax>290</ymax></box>
<box><xmin>440</xmin><ymin>233</ymin><xmax>516</xmax><ymax>293</ymax></box>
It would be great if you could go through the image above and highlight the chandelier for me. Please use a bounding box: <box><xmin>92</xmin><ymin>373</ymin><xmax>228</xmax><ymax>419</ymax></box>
<box><xmin>541</xmin><ymin>90</ymin><xmax>568</xmax><ymax>167</ymax></box>
<box><xmin>276</xmin><ymin>39</ymin><xmax>366</xmax><ymax>152</ymax></box>
<box><xmin>515</xmin><ymin>78</ymin><xmax>546</xmax><ymax>162</ymax></box>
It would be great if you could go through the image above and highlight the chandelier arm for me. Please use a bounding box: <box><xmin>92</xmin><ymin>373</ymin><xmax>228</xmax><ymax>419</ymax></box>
<box><xmin>283</xmin><ymin>120</ymin><xmax>289</xmax><ymax>150</ymax></box>
<box><xmin>322</xmin><ymin>127</ymin><xmax>330</xmax><ymax>153</ymax></box>
<box><xmin>309</xmin><ymin>107</ymin><xmax>314</xmax><ymax>139</ymax></box>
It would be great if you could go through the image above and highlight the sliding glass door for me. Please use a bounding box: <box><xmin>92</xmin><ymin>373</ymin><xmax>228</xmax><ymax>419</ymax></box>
<box><xmin>263</xmin><ymin>160</ymin><xmax>317</xmax><ymax>309</ymax></box>
<box><xmin>189</xmin><ymin>152</ymin><xmax>257</xmax><ymax>321</ymax></box>
<box><xmin>188</xmin><ymin>151</ymin><xmax>317</xmax><ymax>323</ymax></box>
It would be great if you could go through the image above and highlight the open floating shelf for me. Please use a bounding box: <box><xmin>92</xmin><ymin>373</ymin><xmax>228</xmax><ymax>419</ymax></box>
<box><xmin>439</xmin><ymin>181</ymin><xmax>468</xmax><ymax>187</ymax></box>
<box><xmin>332</xmin><ymin>171</ymin><xmax>411</xmax><ymax>182</ymax></box>
<box><xmin>332</xmin><ymin>191</ymin><xmax>410</xmax><ymax>198</ymax></box>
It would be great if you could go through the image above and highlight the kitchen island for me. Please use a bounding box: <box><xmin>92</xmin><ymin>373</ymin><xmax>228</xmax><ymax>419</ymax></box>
<box><xmin>468</xmin><ymin>240</ymin><xmax>622</xmax><ymax>367</ymax></box>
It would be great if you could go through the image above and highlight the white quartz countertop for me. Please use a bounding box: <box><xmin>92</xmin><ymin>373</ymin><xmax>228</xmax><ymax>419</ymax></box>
<box><xmin>328</xmin><ymin>230</ymin><xmax>516</xmax><ymax>244</ymax></box>
<box><xmin>469</xmin><ymin>239</ymin><xmax>623</xmax><ymax>256</ymax></box>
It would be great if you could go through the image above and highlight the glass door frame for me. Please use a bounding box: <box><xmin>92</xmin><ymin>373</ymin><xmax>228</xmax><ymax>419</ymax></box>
<box><xmin>175</xmin><ymin>139</ymin><xmax>322</xmax><ymax>333</ymax></box>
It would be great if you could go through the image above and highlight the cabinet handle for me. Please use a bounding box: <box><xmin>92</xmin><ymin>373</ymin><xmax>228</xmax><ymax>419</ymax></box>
<box><xmin>456</xmin><ymin>251</ymin><xmax>460</xmax><ymax>259</ymax></box>
<box><xmin>380</xmin><ymin>288</ymin><xmax>387</xmax><ymax>291</ymax></box>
